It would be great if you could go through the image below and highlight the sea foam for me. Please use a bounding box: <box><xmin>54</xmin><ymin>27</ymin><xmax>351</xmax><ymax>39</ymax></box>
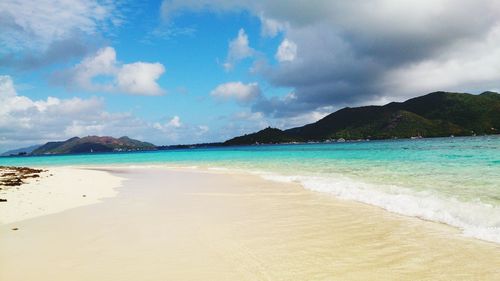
<box><xmin>258</xmin><ymin>172</ymin><xmax>500</xmax><ymax>244</ymax></box>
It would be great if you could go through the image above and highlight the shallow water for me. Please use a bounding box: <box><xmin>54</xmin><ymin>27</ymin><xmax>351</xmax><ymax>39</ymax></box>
<box><xmin>1</xmin><ymin>136</ymin><xmax>499</xmax><ymax>243</ymax></box>
<box><xmin>3</xmin><ymin>169</ymin><xmax>500</xmax><ymax>281</ymax></box>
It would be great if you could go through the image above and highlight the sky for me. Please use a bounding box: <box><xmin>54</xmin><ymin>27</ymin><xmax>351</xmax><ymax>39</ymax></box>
<box><xmin>1</xmin><ymin>0</ymin><xmax>500</xmax><ymax>151</ymax></box>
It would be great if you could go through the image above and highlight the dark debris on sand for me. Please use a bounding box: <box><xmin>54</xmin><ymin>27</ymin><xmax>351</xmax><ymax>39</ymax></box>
<box><xmin>0</xmin><ymin>166</ymin><xmax>47</xmax><ymax>190</ymax></box>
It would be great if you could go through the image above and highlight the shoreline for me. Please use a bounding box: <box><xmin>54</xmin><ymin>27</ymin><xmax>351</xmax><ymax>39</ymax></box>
<box><xmin>1</xmin><ymin>166</ymin><xmax>499</xmax><ymax>280</ymax></box>
<box><xmin>2</xmin><ymin>134</ymin><xmax>499</xmax><ymax>159</ymax></box>
<box><xmin>1</xmin><ymin>163</ymin><xmax>499</xmax><ymax>246</ymax></box>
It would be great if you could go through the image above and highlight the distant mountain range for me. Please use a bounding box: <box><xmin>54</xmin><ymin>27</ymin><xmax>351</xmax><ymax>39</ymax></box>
<box><xmin>29</xmin><ymin>136</ymin><xmax>156</xmax><ymax>156</ymax></box>
<box><xmin>225</xmin><ymin>91</ymin><xmax>500</xmax><ymax>145</ymax></box>
<box><xmin>2</xmin><ymin>91</ymin><xmax>499</xmax><ymax>156</ymax></box>
<box><xmin>1</xmin><ymin>145</ymin><xmax>41</xmax><ymax>157</ymax></box>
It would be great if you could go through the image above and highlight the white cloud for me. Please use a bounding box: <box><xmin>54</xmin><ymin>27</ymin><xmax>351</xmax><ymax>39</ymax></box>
<box><xmin>0</xmin><ymin>75</ymin><xmax>115</xmax><ymax>146</ymax></box>
<box><xmin>260</xmin><ymin>15</ymin><xmax>286</xmax><ymax>37</ymax></box>
<box><xmin>116</xmin><ymin>62</ymin><xmax>165</xmax><ymax>95</ymax></box>
<box><xmin>54</xmin><ymin>47</ymin><xmax>166</xmax><ymax>95</ymax></box>
<box><xmin>64</xmin><ymin>121</ymin><xmax>105</xmax><ymax>137</ymax></box>
<box><xmin>161</xmin><ymin>0</ymin><xmax>500</xmax><ymax>117</ymax></box>
<box><xmin>152</xmin><ymin>116</ymin><xmax>182</xmax><ymax>141</ymax></box>
<box><xmin>214</xmin><ymin>111</ymin><xmax>268</xmax><ymax>140</ymax></box>
<box><xmin>0</xmin><ymin>75</ymin><xmax>16</xmax><ymax>97</ymax></box>
<box><xmin>0</xmin><ymin>0</ymin><xmax>122</xmax><ymax>52</ymax></box>
<box><xmin>167</xmin><ymin>116</ymin><xmax>182</xmax><ymax>128</ymax></box>
<box><xmin>275</xmin><ymin>39</ymin><xmax>297</xmax><ymax>62</ymax></box>
<box><xmin>67</xmin><ymin>46</ymin><xmax>117</xmax><ymax>92</ymax></box>
<box><xmin>223</xmin><ymin>28</ymin><xmax>254</xmax><ymax>71</ymax></box>
<box><xmin>0</xmin><ymin>76</ymin><xmax>219</xmax><ymax>151</ymax></box>
<box><xmin>210</xmin><ymin>81</ymin><xmax>261</xmax><ymax>104</ymax></box>
<box><xmin>151</xmin><ymin>116</ymin><xmax>211</xmax><ymax>143</ymax></box>
<box><xmin>275</xmin><ymin>107</ymin><xmax>332</xmax><ymax>129</ymax></box>
<box><xmin>220</xmin><ymin>106</ymin><xmax>330</xmax><ymax>139</ymax></box>
<box><xmin>382</xmin><ymin>25</ymin><xmax>500</xmax><ymax>98</ymax></box>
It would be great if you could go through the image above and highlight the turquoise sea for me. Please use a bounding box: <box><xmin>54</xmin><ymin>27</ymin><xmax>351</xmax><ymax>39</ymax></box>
<box><xmin>1</xmin><ymin>136</ymin><xmax>499</xmax><ymax>243</ymax></box>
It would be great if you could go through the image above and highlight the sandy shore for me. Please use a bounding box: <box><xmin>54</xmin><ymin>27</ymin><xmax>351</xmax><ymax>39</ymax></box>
<box><xmin>1</xmin><ymin>167</ymin><xmax>499</xmax><ymax>280</ymax></box>
<box><xmin>0</xmin><ymin>167</ymin><xmax>123</xmax><ymax>224</ymax></box>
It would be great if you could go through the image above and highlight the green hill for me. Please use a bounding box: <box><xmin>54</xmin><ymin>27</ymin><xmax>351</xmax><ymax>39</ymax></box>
<box><xmin>225</xmin><ymin>91</ymin><xmax>500</xmax><ymax>145</ymax></box>
<box><xmin>224</xmin><ymin>127</ymin><xmax>302</xmax><ymax>146</ymax></box>
<box><xmin>31</xmin><ymin>136</ymin><xmax>156</xmax><ymax>155</ymax></box>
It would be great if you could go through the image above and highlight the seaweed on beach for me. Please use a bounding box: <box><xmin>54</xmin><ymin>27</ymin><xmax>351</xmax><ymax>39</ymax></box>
<box><xmin>0</xmin><ymin>166</ymin><xmax>46</xmax><ymax>189</ymax></box>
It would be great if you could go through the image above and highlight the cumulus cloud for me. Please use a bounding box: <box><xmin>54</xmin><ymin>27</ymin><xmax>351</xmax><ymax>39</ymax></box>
<box><xmin>116</xmin><ymin>62</ymin><xmax>166</xmax><ymax>95</ymax></box>
<box><xmin>0</xmin><ymin>75</ymin><xmax>128</xmax><ymax>149</ymax></box>
<box><xmin>0</xmin><ymin>75</ymin><xmax>212</xmax><ymax>152</ymax></box>
<box><xmin>0</xmin><ymin>0</ymin><xmax>121</xmax><ymax>51</ymax></box>
<box><xmin>216</xmin><ymin>106</ymin><xmax>332</xmax><ymax>140</ymax></box>
<box><xmin>275</xmin><ymin>39</ymin><xmax>297</xmax><ymax>62</ymax></box>
<box><xmin>167</xmin><ymin>116</ymin><xmax>182</xmax><ymax>128</ymax></box>
<box><xmin>210</xmin><ymin>81</ymin><xmax>261</xmax><ymax>104</ymax></box>
<box><xmin>52</xmin><ymin>47</ymin><xmax>166</xmax><ymax>96</ymax></box>
<box><xmin>0</xmin><ymin>0</ymin><xmax>124</xmax><ymax>68</ymax></box>
<box><xmin>153</xmin><ymin>116</ymin><xmax>182</xmax><ymax>139</ymax></box>
<box><xmin>223</xmin><ymin>29</ymin><xmax>254</xmax><ymax>71</ymax></box>
<box><xmin>382</xmin><ymin>25</ymin><xmax>500</xmax><ymax>98</ymax></box>
<box><xmin>152</xmin><ymin>116</ymin><xmax>212</xmax><ymax>142</ymax></box>
<box><xmin>259</xmin><ymin>15</ymin><xmax>286</xmax><ymax>37</ymax></box>
<box><xmin>212</xmin><ymin>111</ymin><xmax>269</xmax><ymax>141</ymax></box>
<box><xmin>161</xmin><ymin>0</ymin><xmax>500</xmax><ymax>118</ymax></box>
<box><xmin>0</xmin><ymin>75</ymin><xmax>16</xmax><ymax>96</ymax></box>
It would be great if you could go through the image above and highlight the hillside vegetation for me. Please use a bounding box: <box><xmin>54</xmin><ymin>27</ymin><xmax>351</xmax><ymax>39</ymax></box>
<box><xmin>31</xmin><ymin>136</ymin><xmax>156</xmax><ymax>155</ymax></box>
<box><xmin>225</xmin><ymin>91</ymin><xmax>500</xmax><ymax>145</ymax></box>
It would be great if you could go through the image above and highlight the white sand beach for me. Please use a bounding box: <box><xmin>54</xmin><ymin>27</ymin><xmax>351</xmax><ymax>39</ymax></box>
<box><xmin>1</xmin><ymin>166</ymin><xmax>499</xmax><ymax>280</ymax></box>
<box><xmin>0</xmin><ymin>167</ymin><xmax>123</xmax><ymax>224</ymax></box>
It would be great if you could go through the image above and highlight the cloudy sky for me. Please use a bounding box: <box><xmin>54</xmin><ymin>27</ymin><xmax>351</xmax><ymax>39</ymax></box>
<box><xmin>1</xmin><ymin>0</ymin><xmax>500</xmax><ymax>151</ymax></box>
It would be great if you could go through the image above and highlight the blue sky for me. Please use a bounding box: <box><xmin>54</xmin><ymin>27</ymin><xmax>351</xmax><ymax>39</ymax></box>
<box><xmin>1</xmin><ymin>0</ymin><xmax>500</xmax><ymax>151</ymax></box>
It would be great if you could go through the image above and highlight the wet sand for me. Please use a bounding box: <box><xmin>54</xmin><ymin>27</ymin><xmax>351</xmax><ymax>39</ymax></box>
<box><xmin>1</xmin><ymin>167</ymin><xmax>499</xmax><ymax>280</ymax></box>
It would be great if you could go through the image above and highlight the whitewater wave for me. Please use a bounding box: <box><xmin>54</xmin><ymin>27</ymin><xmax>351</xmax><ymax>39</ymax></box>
<box><xmin>257</xmin><ymin>172</ymin><xmax>500</xmax><ymax>244</ymax></box>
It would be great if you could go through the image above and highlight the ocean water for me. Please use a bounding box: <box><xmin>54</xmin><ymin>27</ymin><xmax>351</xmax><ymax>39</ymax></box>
<box><xmin>1</xmin><ymin>136</ymin><xmax>499</xmax><ymax>243</ymax></box>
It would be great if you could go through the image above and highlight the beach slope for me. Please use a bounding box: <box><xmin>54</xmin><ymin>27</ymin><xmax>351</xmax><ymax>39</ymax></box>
<box><xmin>1</xmin><ymin>167</ymin><xmax>499</xmax><ymax>280</ymax></box>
